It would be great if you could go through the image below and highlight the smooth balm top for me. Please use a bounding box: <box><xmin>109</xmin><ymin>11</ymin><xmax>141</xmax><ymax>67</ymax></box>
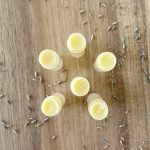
<box><xmin>94</xmin><ymin>52</ymin><xmax>116</xmax><ymax>72</ymax></box>
<box><xmin>87</xmin><ymin>93</ymin><xmax>108</xmax><ymax>120</ymax></box>
<box><xmin>70</xmin><ymin>77</ymin><xmax>90</xmax><ymax>96</ymax></box>
<box><xmin>39</xmin><ymin>49</ymin><xmax>63</xmax><ymax>71</ymax></box>
<box><xmin>41</xmin><ymin>93</ymin><xmax>65</xmax><ymax>117</ymax></box>
<box><xmin>67</xmin><ymin>33</ymin><xmax>86</xmax><ymax>58</ymax></box>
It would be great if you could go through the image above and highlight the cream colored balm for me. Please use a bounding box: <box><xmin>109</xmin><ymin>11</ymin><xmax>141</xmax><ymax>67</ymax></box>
<box><xmin>39</xmin><ymin>49</ymin><xmax>63</xmax><ymax>71</ymax></box>
<box><xmin>41</xmin><ymin>93</ymin><xmax>65</xmax><ymax>117</ymax></box>
<box><xmin>94</xmin><ymin>52</ymin><xmax>116</xmax><ymax>72</ymax></box>
<box><xmin>67</xmin><ymin>33</ymin><xmax>86</xmax><ymax>58</ymax></box>
<box><xmin>87</xmin><ymin>93</ymin><xmax>108</xmax><ymax>120</ymax></box>
<box><xmin>70</xmin><ymin>77</ymin><xmax>90</xmax><ymax>96</ymax></box>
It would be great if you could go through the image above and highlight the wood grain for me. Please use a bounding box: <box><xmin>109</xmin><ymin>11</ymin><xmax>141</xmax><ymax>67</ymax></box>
<box><xmin>0</xmin><ymin>0</ymin><xmax>150</xmax><ymax>149</ymax></box>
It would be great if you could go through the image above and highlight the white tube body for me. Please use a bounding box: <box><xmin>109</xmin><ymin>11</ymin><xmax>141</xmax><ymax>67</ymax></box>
<box><xmin>87</xmin><ymin>93</ymin><xmax>108</xmax><ymax>121</ymax></box>
<box><xmin>41</xmin><ymin>92</ymin><xmax>65</xmax><ymax>117</ymax></box>
<box><xmin>67</xmin><ymin>33</ymin><xmax>86</xmax><ymax>58</ymax></box>
<box><xmin>39</xmin><ymin>49</ymin><xmax>63</xmax><ymax>71</ymax></box>
<box><xmin>94</xmin><ymin>52</ymin><xmax>116</xmax><ymax>72</ymax></box>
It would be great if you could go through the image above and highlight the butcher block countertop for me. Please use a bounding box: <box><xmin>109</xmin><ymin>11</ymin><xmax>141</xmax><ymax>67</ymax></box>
<box><xmin>0</xmin><ymin>0</ymin><xmax>150</xmax><ymax>150</ymax></box>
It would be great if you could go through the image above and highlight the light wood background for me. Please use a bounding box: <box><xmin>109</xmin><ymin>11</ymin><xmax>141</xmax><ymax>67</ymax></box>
<box><xmin>0</xmin><ymin>0</ymin><xmax>150</xmax><ymax>149</ymax></box>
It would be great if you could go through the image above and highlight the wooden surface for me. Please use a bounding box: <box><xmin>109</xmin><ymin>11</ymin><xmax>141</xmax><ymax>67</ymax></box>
<box><xmin>0</xmin><ymin>0</ymin><xmax>150</xmax><ymax>149</ymax></box>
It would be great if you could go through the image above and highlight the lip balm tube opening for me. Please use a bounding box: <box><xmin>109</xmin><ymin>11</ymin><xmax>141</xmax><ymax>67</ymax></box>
<box><xmin>87</xmin><ymin>93</ymin><xmax>108</xmax><ymax>121</ymax></box>
<box><xmin>39</xmin><ymin>49</ymin><xmax>63</xmax><ymax>71</ymax></box>
<box><xmin>67</xmin><ymin>33</ymin><xmax>86</xmax><ymax>58</ymax></box>
<box><xmin>70</xmin><ymin>77</ymin><xmax>90</xmax><ymax>96</ymax></box>
<box><xmin>41</xmin><ymin>93</ymin><xmax>65</xmax><ymax>117</ymax></box>
<box><xmin>94</xmin><ymin>52</ymin><xmax>116</xmax><ymax>72</ymax></box>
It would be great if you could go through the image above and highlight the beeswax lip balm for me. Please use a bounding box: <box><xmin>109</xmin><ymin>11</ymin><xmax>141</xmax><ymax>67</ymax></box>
<box><xmin>87</xmin><ymin>93</ymin><xmax>108</xmax><ymax>120</ymax></box>
<box><xmin>41</xmin><ymin>93</ymin><xmax>65</xmax><ymax>117</ymax></box>
<box><xmin>39</xmin><ymin>49</ymin><xmax>63</xmax><ymax>71</ymax></box>
<box><xmin>67</xmin><ymin>33</ymin><xmax>86</xmax><ymax>58</ymax></box>
<box><xmin>70</xmin><ymin>77</ymin><xmax>90</xmax><ymax>96</ymax></box>
<box><xmin>94</xmin><ymin>52</ymin><xmax>116</xmax><ymax>72</ymax></box>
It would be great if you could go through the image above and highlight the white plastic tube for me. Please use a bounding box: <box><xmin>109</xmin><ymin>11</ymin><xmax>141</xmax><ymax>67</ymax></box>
<box><xmin>87</xmin><ymin>93</ymin><xmax>108</xmax><ymax>120</ymax></box>
<box><xmin>94</xmin><ymin>52</ymin><xmax>116</xmax><ymax>72</ymax></box>
<box><xmin>41</xmin><ymin>93</ymin><xmax>65</xmax><ymax>117</ymax></box>
<box><xmin>70</xmin><ymin>77</ymin><xmax>90</xmax><ymax>96</ymax></box>
<box><xmin>67</xmin><ymin>33</ymin><xmax>86</xmax><ymax>58</ymax></box>
<box><xmin>39</xmin><ymin>49</ymin><xmax>63</xmax><ymax>71</ymax></box>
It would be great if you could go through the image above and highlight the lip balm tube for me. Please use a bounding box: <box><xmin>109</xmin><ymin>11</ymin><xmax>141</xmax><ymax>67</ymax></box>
<box><xmin>67</xmin><ymin>33</ymin><xmax>86</xmax><ymax>58</ymax></box>
<box><xmin>41</xmin><ymin>92</ymin><xmax>65</xmax><ymax>117</ymax></box>
<box><xmin>70</xmin><ymin>77</ymin><xmax>90</xmax><ymax>96</ymax></box>
<box><xmin>39</xmin><ymin>49</ymin><xmax>63</xmax><ymax>71</ymax></box>
<box><xmin>87</xmin><ymin>93</ymin><xmax>108</xmax><ymax>120</ymax></box>
<box><xmin>94</xmin><ymin>52</ymin><xmax>117</xmax><ymax>72</ymax></box>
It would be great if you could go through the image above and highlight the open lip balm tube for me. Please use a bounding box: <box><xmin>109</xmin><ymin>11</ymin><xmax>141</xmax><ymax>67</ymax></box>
<box><xmin>67</xmin><ymin>33</ymin><xmax>86</xmax><ymax>58</ymax></box>
<box><xmin>39</xmin><ymin>49</ymin><xmax>63</xmax><ymax>71</ymax></box>
<box><xmin>94</xmin><ymin>52</ymin><xmax>117</xmax><ymax>72</ymax></box>
<box><xmin>70</xmin><ymin>77</ymin><xmax>90</xmax><ymax>96</ymax></box>
<box><xmin>41</xmin><ymin>93</ymin><xmax>65</xmax><ymax>117</ymax></box>
<box><xmin>87</xmin><ymin>93</ymin><xmax>108</xmax><ymax>120</ymax></box>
